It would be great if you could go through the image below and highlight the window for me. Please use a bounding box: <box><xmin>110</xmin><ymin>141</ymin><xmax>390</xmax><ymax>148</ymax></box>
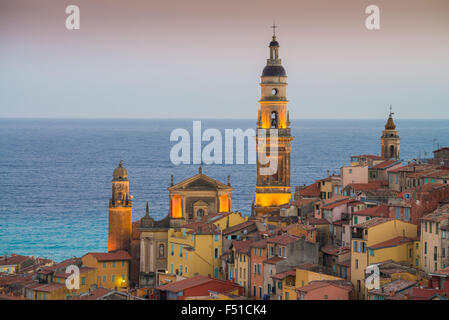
<box><xmin>430</xmin><ymin>222</ymin><xmax>433</xmax><ymax>233</ymax></box>
<box><xmin>102</xmin><ymin>275</ymin><xmax>106</xmax><ymax>283</ymax></box>
<box><xmin>258</xmin><ymin>264</ymin><xmax>261</xmax><ymax>275</ymax></box>
<box><xmin>122</xmin><ymin>274</ymin><xmax>125</xmax><ymax>282</ymax></box>
<box><xmin>355</xmin><ymin>259</ymin><xmax>359</xmax><ymax>269</ymax></box>
<box><xmin>179</xmin><ymin>264</ymin><xmax>183</xmax><ymax>275</ymax></box>
<box><xmin>425</xmin><ymin>222</ymin><xmax>428</xmax><ymax>232</ymax></box>
<box><xmin>353</xmin><ymin>241</ymin><xmax>358</xmax><ymax>253</ymax></box>
<box><xmin>443</xmin><ymin>231</ymin><xmax>447</xmax><ymax>239</ymax></box>
<box><xmin>278</xmin><ymin>281</ymin><xmax>282</xmax><ymax>289</ymax></box>
<box><xmin>103</xmin><ymin>262</ymin><xmax>106</xmax><ymax>268</ymax></box>
<box><xmin>324</xmin><ymin>295</ymin><xmax>328</xmax><ymax>299</ymax></box>
<box><xmin>214</xmin><ymin>248</ymin><xmax>219</xmax><ymax>259</ymax></box>
<box><xmin>254</xmin><ymin>264</ymin><xmax>257</xmax><ymax>274</ymax></box>
<box><xmin>424</xmin><ymin>242</ymin><xmax>427</xmax><ymax>255</ymax></box>
<box><xmin>214</xmin><ymin>234</ymin><xmax>219</xmax><ymax>242</ymax></box>
<box><xmin>370</xmin><ymin>249</ymin><xmax>375</xmax><ymax>257</ymax></box>
<box><xmin>121</xmin><ymin>261</ymin><xmax>125</xmax><ymax>267</ymax></box>
<box><xmin>405</xmin><ymin>208</ymin><xmax>410</xmax><ymax>221</ymax></box>
<box><xmin>81</xmin><ymin>277</ymin><xmax>86</xmax><ymax>285</ymax></box>
<box><xmin>253</xmin><ymin>286</ymin><xmax>256</xmax><ymax>297</ymax></box>
<box><xmin>286</xmin><ymin>292</ymin><xmax>290</xmax><ymax>300</ymax></box>
<box><xmin>179</xmin><ymin>245</ymin><xmax>183</xmax><ymax>257</ymax></box>
<box><xmin>171</xmin><ymin>244</ymin><xmax>174</xmax><ymax>256</ymax></box>
<box><xmin>185</xmin><ymin>251</ymin><xmax>188</xmax><ymax>260</ymax></box>
<box><xmin>112</xmin><ymin>261</ymin><xmax>116</xmax><ymax>268</ymax></box>
<box><xmin>170</xmin><ymin>264</ymin><xmax>173</xmax><ymax>274</ymax></box>
<box><xmin>185</xmin><ymin>266</ymin><xmax>188</xmax><ymax>273</ymax></box>
<box><xmin>259</xmin><ymin>248</ymin><xmax>263</xmax><ymax>256</ymax></box>
<box><xmin>436</xmin><ymin>223</ymin><xmax>439</xmax><ymax>235</ymax></box>
<box><xmin>354</xmin><ymin>216</ymin><xmax>358</xmax><ymax>225</ymax></box>
<box><xmin>254</xmin><ymin>248</ymin><xmax>257</xmax><ymax>256</ymax></box>
<box><xmin>259</xmin><ymin>287</ymin><xmax>262</xmax><ymax>298</ymax></box>
<box><xmin>112</xmin><ymin>275</ymin><xmax>116</xmax><ymax>283</ymax></box>
<box><xmin>395</xmin><ymin>207</ymin><xmax>401</xmax><ymax>219</ymax></box>
<box><xmin>357</xmin><ymin>280</ymin><xmax>361</xmax><ymax>292</ymax></box>
<box><xmin>267</xmin><ymin>284</ymin><xmax>271</xmax><ymax>293</ymax></box>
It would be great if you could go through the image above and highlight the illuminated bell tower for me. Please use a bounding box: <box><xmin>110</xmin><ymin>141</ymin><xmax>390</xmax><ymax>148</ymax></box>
<box><xmin>108</xmin><ymin>161</ymin><xmax>132</xmax><ymax>252</ymax></box>
<box><xmin>254</xmin><ymin>25</ymin><xmax>293</xmax><ymax>216</ymax></box>
<box><xmin>381</xmin><ymin>107</ymin><xmax>400</xmax><ymax>160</ymax></box>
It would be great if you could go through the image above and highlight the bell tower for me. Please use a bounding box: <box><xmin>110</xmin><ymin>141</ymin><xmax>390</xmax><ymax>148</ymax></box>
<box><xmin>108</xmin><ymin>161</ymin><xmax>133</xmax><ymax>252</ymax></box>
<box><xmin>381</xmin><ymin>107</ymin><xmax>400</xmax><ymax>160</ymax></box>
<box><xmin>254</xmin><ymin>25</ymin><xmax>293</xmax><ymax>216</ymax></box>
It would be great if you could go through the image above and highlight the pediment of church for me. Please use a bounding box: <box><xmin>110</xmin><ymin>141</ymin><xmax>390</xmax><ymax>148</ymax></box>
<box><xmin>168</xmin><ymin>172</ymin><xmax>233</xmax><ymax>192</ymax></box>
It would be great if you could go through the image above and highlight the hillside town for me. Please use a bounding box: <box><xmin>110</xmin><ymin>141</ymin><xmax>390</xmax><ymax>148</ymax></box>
<box><xmin>2</xmin><ymin>31</ymin><xmax>449</xmax><ymax>301</ymax></box>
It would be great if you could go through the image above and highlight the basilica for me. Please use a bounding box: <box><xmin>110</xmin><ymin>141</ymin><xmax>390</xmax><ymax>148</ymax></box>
<box><xmin>106</xmin><ymin>28</ymin><xmax>401</xmax><ymax>290</ymax></box>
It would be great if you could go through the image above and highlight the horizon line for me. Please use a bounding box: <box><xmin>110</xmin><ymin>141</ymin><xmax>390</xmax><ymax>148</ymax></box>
<box><xmin>1</xmin><ymin>117</ymin><xmax>449</xmax><ymax>121</ymax></box>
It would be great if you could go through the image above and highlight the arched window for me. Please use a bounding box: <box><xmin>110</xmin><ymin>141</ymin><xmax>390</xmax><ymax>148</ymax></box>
<box><xmin>390</xmin><ymin>145</ymin><xmax>395</xmax><ymax>157</ymax></box>
<box><xmin>197</xmin><ymin>209</ymin><xmax>204</xmax><ymax>217</ymax></box>
<box><xmin>270</xmin><ymin>111</ymin><xmax>278</xmax><ymax>128</ymax></box>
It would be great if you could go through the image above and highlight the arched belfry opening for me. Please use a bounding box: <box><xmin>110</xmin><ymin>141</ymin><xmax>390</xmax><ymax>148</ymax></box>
<box><xmin>270</xmin><ymin>111</ymin><xmax>278</xmax><ymax>128</ymax></box>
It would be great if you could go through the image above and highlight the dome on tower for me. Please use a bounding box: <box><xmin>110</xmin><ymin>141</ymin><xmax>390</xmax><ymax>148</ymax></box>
<box><xmin>113</xmin><ymin>161</ymin><xmax>128</xmax><ymax>181</ymax></box>
<box><xmin>262</xmin><ymin>65</ymin><xmax>286</xmax><ymax>77</ymax></box>
<box><xmin>385</xmin><ymin>114</ymin><xmax>396</xmax><ymax>130</ymax></box>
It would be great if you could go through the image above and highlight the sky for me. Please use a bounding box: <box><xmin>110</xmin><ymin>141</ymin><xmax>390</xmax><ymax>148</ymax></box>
<box><xmin>0</xmin><ymin>0</ymin><xmax>448</xmax><ymax>119</ymax></box>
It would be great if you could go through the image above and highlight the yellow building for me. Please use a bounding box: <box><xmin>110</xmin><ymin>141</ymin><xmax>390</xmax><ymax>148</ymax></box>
<box><xmin>25</xmin><ymin>282</ymin><xmax>69</xmax><ymax>300</ymax></box>
<box><xmin>167</xmin><ymin>212</ymin><xmax>246</xmax><ymax>279</ymax></box>
<box><xmin>53</xmin><ymin>266</ymin><xmax>97</xmax><ymax>296</ymax></box>
<box><xmin>81</xmin><ymin>251</ymin><xmax>131</xmax><ymax>290</ymax></box>
<box><xmin>350</xmin><ymin>218</ymin><xmax>418</xmax><ymax>300</ymax></box>
<box><xmin>273</xmin><ymin>264</ymin><xmax>345</xmax><ymax>300</ymax></box>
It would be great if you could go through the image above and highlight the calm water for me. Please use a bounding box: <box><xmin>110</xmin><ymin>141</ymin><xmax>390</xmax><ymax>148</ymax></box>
<box><xmin>0</xmin><ymin>118</ymin><xmax>448</xmax><ymax>261</ymax></box>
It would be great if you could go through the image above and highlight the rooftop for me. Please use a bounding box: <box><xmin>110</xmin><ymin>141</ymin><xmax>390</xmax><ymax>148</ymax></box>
<box><xmin>83</xmin><ymin>250</ymin><xmax>131</xmax><ymax>262</ymax></box>
<box><xmin>353</xmin><ymin>205</ymin><xmax>389</xmax><ymax>217</ymax></box>
<box><xmin>353</xmin><ymin>217</ymin><xmax>393</xmax><ymax>229</ymax></box>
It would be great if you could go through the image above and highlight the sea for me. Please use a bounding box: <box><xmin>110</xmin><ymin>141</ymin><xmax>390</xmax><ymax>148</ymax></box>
<box><xmin>1</xmin><ymin>118</ymin><xmax>448</xmax><ymax>262</ymax></box>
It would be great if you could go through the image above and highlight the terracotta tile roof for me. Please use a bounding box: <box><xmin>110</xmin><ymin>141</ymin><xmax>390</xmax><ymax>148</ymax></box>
<box><xmin>186</xmin><ymin>222</ymin><xmax>220</xmax><ymax>235</ymax></box>
<box><xmin>353</xmin><ymin>205</ymin><xmax>389</xmax><ymax>217</ymax></box>
<box><xmin>421</xmin><ymin>210</ymin><xmax>449</xmax><ymax>222</ymax></box>
<box><xmin>297</xmin><ymin>280</ymin><xmax>352</xmax><ymax>293</ymax></box>
<box><xmin>298</xmin><ymin>182</ymin><xmax>320</xmax><ymax>197</ymax></box>
<box><xmin>222</xmin><ymin>221</ymin><xmax>256</xmax><ymax>236</ymax></box>
<box><xmin>71</xmin><ymin>287</ymin><xmax>112</xmax><ymax>300</ymax></box>
<box><xmin>322</xmin><ymin>198</ymin><xmax>354</xmax><ymax>210</ymax></box>
<box><xmin>156</xmin><ymin>275</ymin><xmax>240</xmax><ymax>293</ymax></box>
<box><xmin>267</xmin><ymin>234</ymin><xmax>300</xmax><ymax>245</ymax></box>
<box><xmin>369</xmin><ymin>279</ymin><xmax>417</xmax><ymax>296</ymax></box>
<box><xmin>84</xmin><ymin>250</ymin><xmax>131</xmax><ymax>262</ymax></box>
<box><xmin>231</xmin><ymin>240</ymin><xmax>254</xmax><ymax>254</ymax></box>
<box><xmin>250</xmin><ymin>239</ymin><xmax>268</xmax><ymax>249</ymax></box>
<box><xmin>368</xmin><ymin>237</ymin><xmax>415</xmax><ymax>249</ymax></box>
<box><xmin>353</xmin><ymin>217</ymin><xmax>393</xmax><ymax>229</ymax></box>
<box><xmin>348</xmin><ymin>181</ymin><xmax>388</xmax><ymax>191</ymax></box>
<box><xmin>54</xmin><ymin>267</ymin><xmax>95</xmax><ymax>278</ymax></box>
<box><xmin>373</xmin><ymin>160</ymin><xmax>401</xmax><ymax>169</ymax></box>
<box><xmin>0</xmin><ymin>255</ymin><xmax>31</xmax><ymax>266</ymax></box>
<box><xmin>263</xmin><ymin>256</ymin><xmax>286</xmax><ymax>264</ymax></box>
<box><xmin>25</xmin><ymin>282</ymin><xmax>66</xmax><ymax>292</ymax></box>
<box><xmin>321</xmin><ymin>245</ymin><xmax>350</xmax><ymax>256</ymax></box>
<box><xmin>271</xmin><ymin>269</ymin><xmax>296</xmax><ymax>280</ymax></box>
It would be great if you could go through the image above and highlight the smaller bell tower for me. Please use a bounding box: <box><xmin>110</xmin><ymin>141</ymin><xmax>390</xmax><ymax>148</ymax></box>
<box><xmin>108</xmin><ymin>161</ymin><xmax>133</xmax><ymax>252</ymax></box>
<box><xmin>381</xmin><ymin>106</ymin><xmax>400</xmax><ymax>160</ymax></box>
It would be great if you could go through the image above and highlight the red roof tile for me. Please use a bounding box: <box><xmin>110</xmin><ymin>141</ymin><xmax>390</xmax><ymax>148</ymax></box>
<box><xmin>84</xmin><ymin>250</ymin><xmax>131</xmax><ymax>262</ymax></box>
<box><xmin>267</xmin><ymin>234</ymin><xmax>300</xmax><ymax>245</ymax></box>
<box><xmin>298</xmin><ymin>182</ymin><xmax>320</xmax><ymax>197</ymax></box>
<box><xmin>353</xmin><ymin>205</ymin><xmax>389</xmax><ymax>217</ymax></box>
